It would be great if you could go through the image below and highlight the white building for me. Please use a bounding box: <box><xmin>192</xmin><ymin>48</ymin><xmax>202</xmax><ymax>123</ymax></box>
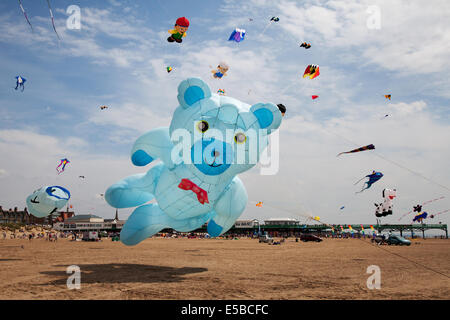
<box><xmin>53</xmin><ymin>212</ymin><xmax>125</xmax><ymax>232</ymax></box>
<box><xmin>234</xmin><ymin>219</ymin><xmax>259</xmax><ymax>228</ymax></box>
<box><xmin>263</xmin><ymin>218</ymin><xmax>299</xmax><ymax>226</ymax></box>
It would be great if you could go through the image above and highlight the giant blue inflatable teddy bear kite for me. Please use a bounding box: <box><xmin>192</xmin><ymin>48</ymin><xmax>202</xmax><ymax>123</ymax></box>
<box><xmin>105</xmin><ymin>78</ymin><xmax>282</xmax><ymax>246</ymax></box>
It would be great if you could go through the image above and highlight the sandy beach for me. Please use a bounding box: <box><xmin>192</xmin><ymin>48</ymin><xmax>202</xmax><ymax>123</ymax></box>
<box><xmin>0</xmin><ymin>237</ymin><xmax>448</xmax><ymax>300</ymax></box>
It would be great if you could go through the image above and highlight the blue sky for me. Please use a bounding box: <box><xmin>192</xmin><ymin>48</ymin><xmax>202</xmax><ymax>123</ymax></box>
<box><xmin>0</xmin><ymin>0</ymin><xmax>449</xmax><ymax>229</ymax></box>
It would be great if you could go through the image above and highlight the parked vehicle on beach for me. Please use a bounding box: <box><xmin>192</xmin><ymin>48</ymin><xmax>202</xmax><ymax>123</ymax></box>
<box><xmin>259</xmin><ymin>234</ymin><xmax>274</xmax><ymax>244</ymax></box>
<box><xmin>386</xmin><ymin>235</ymin><xmax>411</xmax><ymax>246</ymax></box>
<box><xmin>371</xmin><ymin>234</ymin><xmax>386</xmax><ymax>245</ymax></box>
<box><xmin>82</xmin><ymin>231</ymin><xmax>99</xmax><ymax>241</ymax></box>
<box><xmin>300</xmin><ymin>234</ymin><xmax>322</xmax><ymax>242</ymax></box>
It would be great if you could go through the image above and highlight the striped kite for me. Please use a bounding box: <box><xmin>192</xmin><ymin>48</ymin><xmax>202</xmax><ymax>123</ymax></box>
<box><xmin>303</xmin><ymin>64</ymin><xmax>320</xmax><ymax>79</ymax></box>
<box><xmin>337</xmin><ymin>144</ymin><xmax>375</xmax><ymax>157</ymax></box>
<box><xmin>56</xmin><ymin>158</ymin><xmax>70</xmax><ymax>174</ymax></box>
<box><xmin>228</xmin><ymin>28</ymin><xmax>246</xmax><ymax>43</ymax></box>
<box><xmin>46</xmin><ymin>0</ymin><xmax>61</xmax><ymax>40</ymax></box>
<box><xmin>18</xmin><ymin>0</ymin><xmax>33</xmax><ymax>32</ymax></box>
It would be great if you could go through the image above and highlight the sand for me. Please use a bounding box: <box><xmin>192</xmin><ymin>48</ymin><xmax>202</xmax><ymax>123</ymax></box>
<box><xmin>0</xmin><ymin>237</ymin><xmax>448</xmax><ymax>300</ymax></box>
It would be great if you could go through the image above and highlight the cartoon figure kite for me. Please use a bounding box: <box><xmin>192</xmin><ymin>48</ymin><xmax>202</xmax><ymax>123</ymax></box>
<box><xmin>303</xmin><ymin>64</ymin><xmax>320</xmax><ymax>79</ymax></box>
<box><xmin>300</xmin><ymin>42</ymin><xmax>311</xmax><ymax>49</ymax></box>
<box><xmin>398</xmin><ymin>196</ymin><xmax>445</xmax><ymax>221</ymax></box>
<box><xmin>167</xmin><ymin>66</ymin><xmax>173</xmax><ymax>73</ymax></box>
<box><xmin>384</xmin><ymin>95</ymin><xmax>391</xmax><ymax>100</ymax></box>
<box><xmin>413</xmin><ymin>211</ymin><xmax>428</xmax><ymax>223</ymax></box>
<box><xmin>15</xmin><ymin>76</ymin><xmax>26</xmax><ymax>92</ymax></box>
<box><xmin>167</xmin><ymin>17</ymin><xmax>189</xmax><ymax>43</ymax></box>
<box><xmin>337</xmin><ymin>144</ymin><xmax>375</xmax><ymax>157</ymax></box>
<box><xmin>374</xmin><ymin>188</ymin><xmax>396</xmax><ymax>217</ymax></box>
<box><xmin>211</xmin><ymin>62</ymin><xmax>229</xmax><ymax>79</ymax></box>
<box><xmin>355</xmin><ymin>171</ymin><xmax>383</xmax><ymax>194</ymax></box>
<box><xmin>56</xmin><ymin>158</ymin><xmax>70</xmax><ymax>174</ymax></box>
<box><xmin>270</xmin><ymin>17</ymin><xmax>280</xmax><ymax>22</ymax></box>
<box><xmin>228</xmin><ymin>28</ymin><xmax>246</xmax><ymax>42</ymax></box>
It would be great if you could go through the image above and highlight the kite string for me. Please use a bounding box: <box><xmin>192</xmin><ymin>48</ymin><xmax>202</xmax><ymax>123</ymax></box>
<box><xmin>356</xmin><ymin>237</ymin><xmax>450</xmax><ymax>280</ymax></box>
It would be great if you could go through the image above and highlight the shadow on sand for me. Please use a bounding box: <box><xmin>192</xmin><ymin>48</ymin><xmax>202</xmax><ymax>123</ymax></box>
<box><xmin>40</xmin><ymin>263</ymin><xmax>207</xmax><ymax>285</ymax></box>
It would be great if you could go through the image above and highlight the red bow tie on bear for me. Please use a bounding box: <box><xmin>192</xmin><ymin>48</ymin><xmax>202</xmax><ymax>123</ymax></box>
<box><xmin>178</xmin><ymin>179</ymin><xmax>209</xmax><ymax>205</ymax></box>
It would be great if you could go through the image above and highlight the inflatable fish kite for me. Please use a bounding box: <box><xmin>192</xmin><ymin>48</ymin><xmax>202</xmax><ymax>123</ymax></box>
<box><xmin>300</xmin><ymin>42</ymin><xmax>311</xmax><ymax>49</ymax></box>
<box><xmin>15</xmin><ymin>76</ymin><xmax>26</xmax><ymax>92</ymax></box>
<box><xmin>303</xmin><ymin>64</ymin><xmax>320</xmax><ymax>79</ymax></box>
<box><xmin>229</xmin><ymin>28</ymin><xmax>246</xmax><ymax>42</ymax></box>
<box><xmin>355</xmin><ymin>171</ymin><xmax>383</xmax><ymax>194</ymax></box>
<box><xmin>337</xmin><ymin>144</ymin><xmax>375</xmax><ymax>157</ymax></box>
<box><xmin>26</xmin><ymin>186</ymin><xmax>71</xmax><ymax>218</ymax></box>
<box><xmin>56</xmin><ymin>158</ymin><xmax>70</xmax><ymax>174</ymax></box>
